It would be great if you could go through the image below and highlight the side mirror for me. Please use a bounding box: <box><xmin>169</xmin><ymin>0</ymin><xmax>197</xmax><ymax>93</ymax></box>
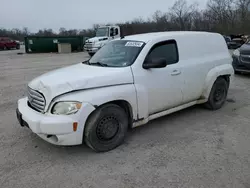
<box><xmin>143</xmin><ymin>58</ymin><xmax>167</xmax><ymax>69</ymax></box>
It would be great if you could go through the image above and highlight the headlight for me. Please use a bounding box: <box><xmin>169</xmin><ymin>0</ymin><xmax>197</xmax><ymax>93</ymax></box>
<box><xmin>52</xmin><ymin>101</ymin><xmax>82</xmax><ymax>115</ymax></box>
<box><xmin>233</xmin><ymin>49</ymin><xmax>240</xmax><ymax>57</ymax></box>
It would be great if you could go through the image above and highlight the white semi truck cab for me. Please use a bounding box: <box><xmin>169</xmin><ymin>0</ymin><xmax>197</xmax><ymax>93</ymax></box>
<box><xmin>84</xmin><ymin>25</ymin><xmax>121</xmax><ymax>56</ymax></box>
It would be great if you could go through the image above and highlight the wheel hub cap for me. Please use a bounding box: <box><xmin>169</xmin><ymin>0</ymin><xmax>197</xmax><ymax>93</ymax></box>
<box><xmin>96</xmin><ymin>116</ymin><xmax>119</xmax><ymax>141</ymax></box>
<box><xmin>214</xmin><ymin>85</ymin><xmax>225</xmax><ymax>102</ymax></box>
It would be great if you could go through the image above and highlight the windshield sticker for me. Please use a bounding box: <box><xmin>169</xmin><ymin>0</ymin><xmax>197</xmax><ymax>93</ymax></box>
<box><xmin>125</xmin><ymin>41</ymin><xmax>144</xmax><ymax>47</ymax></box>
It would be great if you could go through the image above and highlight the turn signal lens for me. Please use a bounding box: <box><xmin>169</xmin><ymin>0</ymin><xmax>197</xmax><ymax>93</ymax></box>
<box><xmin>52</xmin><ymin>101</ymin><xmax>82</xmax><ymax>115</ymax></box>
<box><xmin>73</xmin><ymin>122</ymin><xmax>78</xmax><ymax>132</ymax></box>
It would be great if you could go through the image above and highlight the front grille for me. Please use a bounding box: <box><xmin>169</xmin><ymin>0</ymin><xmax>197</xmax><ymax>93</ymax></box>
<box><xmin>85</xmin><ymin>42</ymin><xmax>93</xmax><ymax>49</ymax></box>
<box><xmin>27</xmin><ymin>87</ymin><xmax>46</xmax><ymax>112</ymax></box>
<box><xmin>240</xmin><ymin>55</ymin><xmax>250</xmax><ymax>63</ymax></box>
<box><xmin>240</xmin><ymin>51</ymin><xmax>250</xmax><ymax>55</ymax></box>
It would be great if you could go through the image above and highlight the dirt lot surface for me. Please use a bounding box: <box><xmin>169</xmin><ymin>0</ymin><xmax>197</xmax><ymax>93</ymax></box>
<box><xmin>1</xmin><ymin>48</ymin><xmax>250</xmax><ymax>188</ymax></box>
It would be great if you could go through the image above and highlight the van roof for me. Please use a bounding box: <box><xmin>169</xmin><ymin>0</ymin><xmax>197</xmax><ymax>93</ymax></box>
<box><xmin>122</xmin><ymin>31</ymin><xmax>219</xmax><ymax>43</ymax></box>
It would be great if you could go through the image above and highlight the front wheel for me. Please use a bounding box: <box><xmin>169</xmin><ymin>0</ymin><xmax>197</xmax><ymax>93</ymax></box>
<box><xmin>84</xmin><ymin>104</ymin><xmax>128</xmax><ymax>152</ymax></box>
<box><xmin>205</xmin><ymin>77</ymin><xmax>229</xmax><ymax>110</ymax></box>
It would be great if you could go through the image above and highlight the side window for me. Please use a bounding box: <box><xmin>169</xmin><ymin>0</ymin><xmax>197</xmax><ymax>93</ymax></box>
<box><xmin>146</xmin><ymin>40</ymin><xmax>179</xmax><ymax>65</ymax></box>
<box><xmin>115</xmin><ymin>28</ymin><xmax>119</xmax><ymax>35</ymax></box>
<box><xmin>110</xmin><ymin>28</ymin><xmax>114</xmax><ymax>37</ymax></box>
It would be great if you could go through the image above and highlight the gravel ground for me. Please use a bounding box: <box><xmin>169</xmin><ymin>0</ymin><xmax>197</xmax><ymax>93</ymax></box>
<box><xmin>1</xmin><ymin>48</ymin><xmax>250</xmax><ymax>188</ymax></box>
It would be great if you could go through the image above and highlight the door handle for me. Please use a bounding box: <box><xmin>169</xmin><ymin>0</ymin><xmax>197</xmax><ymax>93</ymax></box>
<box><xmin>171</xmin><ymin>70</ymin><xmax>181</xmax><ymax>76</ymax></box>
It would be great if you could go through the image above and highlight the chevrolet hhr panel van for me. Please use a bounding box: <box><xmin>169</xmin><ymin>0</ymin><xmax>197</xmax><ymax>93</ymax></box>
<box><xmin>17</xmin><ymin>31</ymin><xmax>234</xmax><ymax>152</ymax></box>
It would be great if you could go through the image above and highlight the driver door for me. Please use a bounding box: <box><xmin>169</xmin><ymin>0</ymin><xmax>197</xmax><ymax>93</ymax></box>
<box><xmin>133</xmin><ymin>40</ymin><xmax>183</xmax><ymax>116</ymax></box>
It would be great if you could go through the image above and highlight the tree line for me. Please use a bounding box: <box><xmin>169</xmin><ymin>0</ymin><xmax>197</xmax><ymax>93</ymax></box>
<box><xmin>1</xmin><ymin>0</ymin><xmax>250</xmax><ymax>41</ymax></box>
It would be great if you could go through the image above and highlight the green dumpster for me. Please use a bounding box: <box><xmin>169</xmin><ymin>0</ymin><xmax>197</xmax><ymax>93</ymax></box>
<box><xmin>24</xmin><ymin>36</ymin><xmax>87</xmax><ymax>53</ymax></box>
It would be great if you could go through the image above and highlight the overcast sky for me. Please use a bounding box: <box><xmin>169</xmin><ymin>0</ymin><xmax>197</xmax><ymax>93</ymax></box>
<box><xmin>0</xmin><ymin>0</ymin><xmax>207</xmax><ymax>32</ymax></box>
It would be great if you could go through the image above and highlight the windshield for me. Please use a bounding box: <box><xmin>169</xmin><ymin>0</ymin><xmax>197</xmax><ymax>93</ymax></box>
<box><xmin>88</xmin><ymin>40</ymin><xmax>145</xmax><ymax>67</ymax></box>
<box><xmin>96</xmin><ymin>27</ymin><xmax>109</xmax><ymax>37</ymax></box>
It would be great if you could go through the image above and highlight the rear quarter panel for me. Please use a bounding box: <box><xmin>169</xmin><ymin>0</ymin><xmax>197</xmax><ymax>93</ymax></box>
<box><xmin>201</xmin><ymin>64</ymin><xmax>234</xmax><ymax>99</ymax></box>
<box><xmin>176</xmin><ymin>32</ymin><xmax>233</xmax><ymax>101</ymax></box>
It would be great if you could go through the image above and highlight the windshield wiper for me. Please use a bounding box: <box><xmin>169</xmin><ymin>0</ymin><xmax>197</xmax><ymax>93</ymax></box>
<box><xmin>89</xmin><ymin>62</ymin><xmax>108</xmax><ymax>67</ymax></box>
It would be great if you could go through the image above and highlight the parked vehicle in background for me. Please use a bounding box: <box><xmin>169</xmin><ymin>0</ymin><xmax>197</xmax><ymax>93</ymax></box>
<box><xmin>226</xmin><ymin>34</ymin><xmax>247</xmax><ymax>49</ymax></box>
<box><xmin>84</xmin><ymin>25</ymin><xmax>121</xmax><ymax>56</ymax></box>
<box><xmin>15</xmin><ymin>40</ymin><xmax>22</xmax><ymax>46</ymax></box>
<box><xmin>232</xmin><ymin>40</ymin><xmax>250</xmax><ymax>73</ymax></box>
<box><xmin>229</xmin><ymin>38</ymin><xmax>246</xmax><ymax>49</ymax></box>
<box><xmin>16</xmin><ymin>31</ymin><xmax>233</xmax><ymax>152</ymax></box>
<box><xmin>223</xmin><ymin>35</ymin><xmax>232</xmax><ymax>49</ymax></box>
<box><xmin>0</xmin><ymin>37</ymin><xmax>20</xmax><ymax>50</ymax></box>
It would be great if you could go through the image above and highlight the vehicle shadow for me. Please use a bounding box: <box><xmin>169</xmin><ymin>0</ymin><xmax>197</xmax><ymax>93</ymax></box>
<box><xmin>28</xmin><ymin>100</ymin><xmax>236</xmax><ymax>157</ymax></box>
<box><xmin>31</xmin><ymin>105</ymin><xmax>209</xmax><ymax>153</ymax></box>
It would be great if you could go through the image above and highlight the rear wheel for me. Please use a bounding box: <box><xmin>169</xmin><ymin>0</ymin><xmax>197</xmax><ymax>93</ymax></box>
<box><xmin>205</xmin><ymin>77</ymin><xmax>229</xmax><ymax>110</ymax></box>
<box><xmin>84</xmin><ymin>104</ymin><xmax>128</xmax><ymax>152</ymax></box>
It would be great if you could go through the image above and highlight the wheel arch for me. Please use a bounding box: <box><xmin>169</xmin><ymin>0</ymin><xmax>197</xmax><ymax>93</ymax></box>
<box><xmin>201</xmin><ymin>64</ymin><xmax>233</xmax><ymax>100</ymax></box>
<box><xmin>85</xmin><ymin>99</ymin><xmax>134</xmax><ymax>130</ymax></box>
<box><xmin>108</xmin><ymin>100</ymin><xmax>134</xmax><ymax>128</ymax></box>
<box><xmin>219</xmin><ymin>74</ymin><xmax>230</xmax><ymax>84</ymax></box>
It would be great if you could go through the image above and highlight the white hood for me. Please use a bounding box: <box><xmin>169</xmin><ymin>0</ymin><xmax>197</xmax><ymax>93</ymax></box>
<box><xmin>86</xmin><ymin>36</ymin><xmax>108</xmax><ymax>43</ymax></box>
<box><xmin>28</xmin><ymin>63</ymin><xmax>133</xmax><ymax>107</ymax></box>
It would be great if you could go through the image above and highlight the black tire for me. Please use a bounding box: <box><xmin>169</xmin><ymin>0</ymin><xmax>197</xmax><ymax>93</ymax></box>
<box><xmin>84</xmin><ymin>104</ymin><xmax>128</xmax><ymax>152</ymax></box>
<box><xmin>16</xmin><ymin>45</ymin><xmax>20</xmax><ymax>50</ymax></box>
<box><xmin>205</xmin><ymin>77</ymin><xmax>229</xmax><ymax>110</ymax></box>
<box><xmin>88</xmin><ymin>52</ymin><xmax>95</xmax><ymax>57</ymax></box>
